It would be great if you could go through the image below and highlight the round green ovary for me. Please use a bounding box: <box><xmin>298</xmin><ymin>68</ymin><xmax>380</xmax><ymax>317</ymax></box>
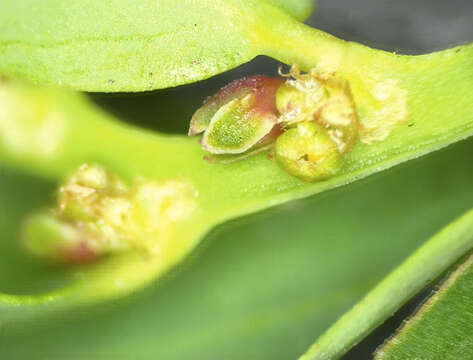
<box><xmin>275</xmin><ymin>122</ymin><xmax>343</xmax><ymax>182</ymax></box>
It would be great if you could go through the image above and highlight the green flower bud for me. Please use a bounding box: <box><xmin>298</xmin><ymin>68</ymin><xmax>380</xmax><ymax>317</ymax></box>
<box><xmin>275</xmin><ymin>121</ymin><xmax>343</xmax><ymax>182</ymax></box>
<box><xmin>189</xmin><ymin>76</ymin><xmax>284</xmax><ymax>154</ymax></box>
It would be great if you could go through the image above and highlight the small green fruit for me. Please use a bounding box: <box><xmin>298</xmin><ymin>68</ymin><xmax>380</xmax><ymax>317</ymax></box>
<box><xmin>275</xmin><ymin>121</ymin><xmax>343</xmax><ymax>182</ymax></box>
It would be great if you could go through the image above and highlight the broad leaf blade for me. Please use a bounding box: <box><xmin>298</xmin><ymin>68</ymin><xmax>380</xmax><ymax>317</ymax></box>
<box><xmin>375</xmin><ymin>254</ymin><xmax>473</xmax><ymax>360</ymax></box>
<box><xmin>0</xmin><ymin>0</ymin><xmax>313</xmax><ymax>92</ymax></box>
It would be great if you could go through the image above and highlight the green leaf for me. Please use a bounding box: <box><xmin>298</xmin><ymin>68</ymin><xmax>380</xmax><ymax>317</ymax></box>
<box><xmin>1</xmin><ymin>137</ymin><xmax>473</xmax><ymax>359</ymax></box>
<box><xmin>300</xmin><ymin>204</ymin><xmax>473</xmax><ymax>360</ymax></box>
<box><xmin>1</xmin><ymin>2</ymin><xmax>473</xmax><ymax>357</ymax></box>
<box><xmin>1</xmin><ymin>1</ymin><xmax>473</xmax><ymax>343</ymax></box>
<box><xmin>0</xmin><ymin>0</ymin><xmax>315</xmax><ymax>92</ymax></box>
<box><xmin>375</xmin><ymin>253</ymin><xmax>473</xmax><ymax>360</ymax></box>
<box><xmin>0</xmin><ymin>38</ymin><xmax>473</xmax><ymax>320</ymax></box>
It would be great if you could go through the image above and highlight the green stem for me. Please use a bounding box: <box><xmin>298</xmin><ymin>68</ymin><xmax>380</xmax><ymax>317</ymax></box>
<box><xmin>255</xmin><ymin>9</ymin><xmax>351</xmax><ymax>70</ymax></box>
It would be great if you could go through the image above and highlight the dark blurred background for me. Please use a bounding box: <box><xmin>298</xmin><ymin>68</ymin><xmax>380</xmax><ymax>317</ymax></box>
<box><xmin>313</xmin><ymin>0</ymin><xmax>473</xmax><ymax>54</ymax></box>
<box><xmin>91</xmin><ymin>1</ymin><xmax>473</xmax><ymax>358</ymax></box>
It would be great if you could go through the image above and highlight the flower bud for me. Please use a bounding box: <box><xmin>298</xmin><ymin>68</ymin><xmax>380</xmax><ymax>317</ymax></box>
<box><xmin>189</xmin><ymin>76</ymin><xmax>284</xmax><ymax>154</ymax></box>
<box><xmin>189</xmin><ymin>67</ymin><xmax>363</xmax><ymax>182</ymax></box>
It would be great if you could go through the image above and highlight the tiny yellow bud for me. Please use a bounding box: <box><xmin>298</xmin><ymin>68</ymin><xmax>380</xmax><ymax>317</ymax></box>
<box><xmin>23</xmin><ymin>164</ymin><xmax>198</xmax><ymax>263</ymax></box>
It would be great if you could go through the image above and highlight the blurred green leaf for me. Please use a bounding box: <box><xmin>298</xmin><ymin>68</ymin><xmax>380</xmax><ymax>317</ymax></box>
<box><xmin>375</xmin><ymin>253</ymin><xmax>473</xmax><ymax>360</ymax></box>
<box><xmin>1</xmin><ymin>136</ymin><xmax>473</xmax><ymax>359</ymax></box>
<box><xmin>300</xmin><ymin>202</ymin><xmax>473</xmax><ymax>360</ymax></box>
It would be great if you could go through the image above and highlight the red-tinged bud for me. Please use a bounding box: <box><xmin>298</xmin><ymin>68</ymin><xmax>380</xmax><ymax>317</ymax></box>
<box><xmin>189</xmin><ymin>76</ymin><xmax>284</xmax><ymax>154</ymax></box>
<box><xmin>189</xmin><ymin>76</ymin><xmax>284</xmax><ymax>135</ymax></box>
<box><xmin>62</xmin><ymin>241</ymin><xmax>98</xmax><ymax>263</ymax></box>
